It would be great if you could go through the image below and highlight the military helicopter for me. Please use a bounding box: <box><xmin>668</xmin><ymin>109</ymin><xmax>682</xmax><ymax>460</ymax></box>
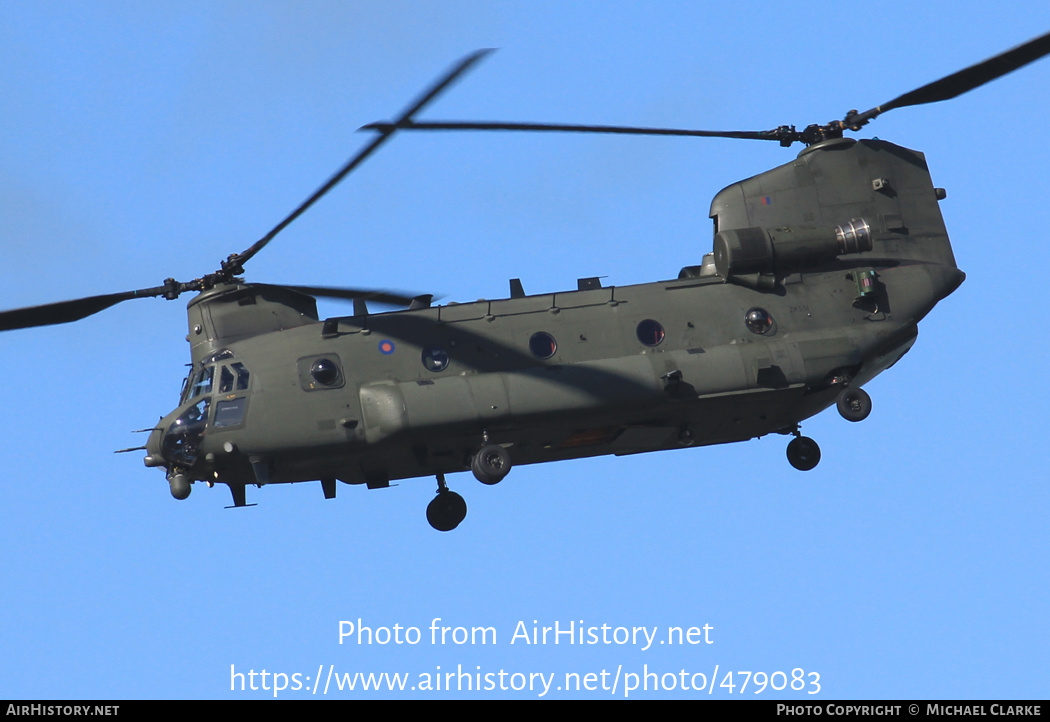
<box><xmin>3</xmin><ymin>33</ymin><xmax>1049</xmax><ymax>531</ymax></box>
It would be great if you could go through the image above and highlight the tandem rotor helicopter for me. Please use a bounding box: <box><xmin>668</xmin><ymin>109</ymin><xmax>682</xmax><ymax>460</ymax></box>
<box><xmin>3</xmin><ymin>33</ymin><xmax>1049</xmax><ymax>531</ymax></box>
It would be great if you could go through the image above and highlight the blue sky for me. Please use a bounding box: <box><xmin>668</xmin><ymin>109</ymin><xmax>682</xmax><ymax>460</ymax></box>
<box><xmin>1</xmin><ymin>1</ymin><xmax>1048</xmax><ymax>700</ymax></box>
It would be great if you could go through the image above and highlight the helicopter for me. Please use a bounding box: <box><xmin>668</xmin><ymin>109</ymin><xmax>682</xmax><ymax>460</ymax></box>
<box><xmin>3</xmin><ymin>33</ymin><xmax>1049</xmax><ymax>531</ymax></box>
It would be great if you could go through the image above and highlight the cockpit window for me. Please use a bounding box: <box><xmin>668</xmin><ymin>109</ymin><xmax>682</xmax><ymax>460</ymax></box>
<box><xmin>232</xmin><ymin>363</ymin><xmax>249</xmax><ymax>390</ymax></box>
<box><xmin>203</xmin><ymin>348</ymin><xmax>235</xmax><ymax>364</ymax></box>
<box><xmin>180</xmin><ymin>354</ymin><xmax>250</xmax><ymax>407</ymax></box>
<box><xmin>190</xmin><ymin>366</ymin><xmax>214</xmax><ymax>398</ymax></box>
<box><xmin>213</xmin><ymin>397</ymin><xmax>247</xmax><ymax>428</ymax></box>
<box><xmin>163</xmin><ymin>397</ymin><xmax>210</xmax><ymax>467</ymax></box>
<box><xmin>219</xmin><ymin>363</ymin><xmax>250</xmax><ymax>393</ymax></box>
<box><xmin>219</xmin><ymin>366</ymin><xmax>234</xmax><ymax>394</ymax></box>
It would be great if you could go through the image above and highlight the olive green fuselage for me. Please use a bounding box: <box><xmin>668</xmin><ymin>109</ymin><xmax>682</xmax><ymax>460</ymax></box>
<box><xmin>146</xmin><ymin>138</ymin><xmax>963</xmax><ymax>500</ymax></box>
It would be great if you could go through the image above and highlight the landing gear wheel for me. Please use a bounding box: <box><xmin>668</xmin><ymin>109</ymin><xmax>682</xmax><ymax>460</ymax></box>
<box><xmin>471</xmin><ymin>444</ymin><xmax>511</xmax><ymax>485</ymax></box>
<box><xmin>787</xmin><ymin>436</ymin><xmax>821</xmax><ymax>471</ymax></box>
<box><xmin>427</xmin><ymin>490</ymin><xmax>467</xmax><ymax>532</ymax></box>
<box><xmin>837</xmin><ymin>387</ymin><xmax>872</xmax><ymax>422</ymax></box>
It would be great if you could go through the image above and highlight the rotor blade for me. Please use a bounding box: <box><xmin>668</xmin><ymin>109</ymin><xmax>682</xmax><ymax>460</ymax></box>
<box><xmin>0</xmin><ymin>286</ymin><xmax>171</xmax><ymax>332</ymax></box>
<box><xmin>264</xmin><ymin>283</ymin><xmax>429</xmax><ymax>307</ymax></box>
<box><xmin>847</xmin><ymin>30</ymin><xmax>1050</xmax><ymax>127</ymax></box>
<box><xmin>362</xmin><ymin>119</ymin><xmax>783</xmax><ymax>142</ymax></box>
<box><xmin>231</xmin><ymin>49</ymin><xmax>495</xmax><ymax>272</ymax></box>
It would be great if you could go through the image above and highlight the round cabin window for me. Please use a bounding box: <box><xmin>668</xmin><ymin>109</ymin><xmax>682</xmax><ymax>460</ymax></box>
<box><xmin>311</xmin><ymin>358</ymin><xmax>341</xmax><ymax>385</ymax></box>
<box><xmin>636</xmin><ymin>319</ymin><xmax>665</xmax><ymax>347</ymax></box>
<box><xmin>422</xmin><ymin>346</ymin><xmax>450</xmax><ymax>372</ymax></box>
<box><xmin>745</xmin><ymin>308</ymin><xmax>774</xmax><ymax>335</ymax></box>
<box><xmin>529</xmin><ymin>332</ymin><xmax>557</xmax><ymax>359</ymax></box>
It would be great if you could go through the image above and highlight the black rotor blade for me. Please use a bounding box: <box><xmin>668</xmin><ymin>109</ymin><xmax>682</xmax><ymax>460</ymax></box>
<box><xmin>230</xmin><ymin>49</ymin><xmax>494</xmax><ymax>272</ymax></box>
<box><xmin>264</xmin><ymin>284</ymin><xmax>429</xmax><ymax>307</ymax></box>
<box><xmin>363</xmin><ymin>119</ymin><xmax>782</xmax><ymax>142</ymax></box>
<box><xmin>846</xmin><ymin>30</ymin><xmax>1050</xmax><ymax>127</ymax></box>
<box><xmin>0</xmin><ymin>285</ymin><xmax>172</xmax><ymax>332</ymax></box>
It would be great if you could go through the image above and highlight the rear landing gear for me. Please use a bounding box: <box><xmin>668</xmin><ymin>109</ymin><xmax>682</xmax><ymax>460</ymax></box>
<box><xmin>836</xmin><ymin>386</ymin><xmax>872</xmax><ymax>422</ymax></box>
<box><xmin>471</xmin><ymin>444</ymin><xmax>511</xmax><ymax>485</ymax></box>
<box><xmin>426</xmin><ymin>473</ymin><xmax>467</xmax><ymax>531</ymax></box>
<box><xmin>786</xmin><ymin>433</ymin><xmax>821</xmax><ymax>471</ymax></box>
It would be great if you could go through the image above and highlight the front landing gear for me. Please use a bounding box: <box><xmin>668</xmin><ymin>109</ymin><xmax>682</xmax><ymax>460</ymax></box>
<box><xmin>426</xmin><ymin>473</ymin><xmax>467</xmax><ymax>532</ymax></box>
<box><xmin>786</xmin><ymin>433</ymin><xmax>821</xmax><ymax>471</ymax></box>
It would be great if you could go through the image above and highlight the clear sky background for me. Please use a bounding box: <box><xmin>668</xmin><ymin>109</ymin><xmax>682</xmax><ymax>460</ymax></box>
<box><xmin>1</xmin><ymin>1</ymin><xmax>1048</xmax><ymax>700</ymax></box>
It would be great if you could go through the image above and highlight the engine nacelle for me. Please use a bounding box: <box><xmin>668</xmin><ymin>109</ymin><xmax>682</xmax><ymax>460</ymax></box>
<box><xmin>713</xmin><ymin>219</ymin><xmax>871</xmax><ymax>278</ymax></box>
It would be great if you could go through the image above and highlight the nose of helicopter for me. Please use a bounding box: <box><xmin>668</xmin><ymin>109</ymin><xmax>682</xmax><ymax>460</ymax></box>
<box><xmin>143</xmin><ymin>402</ymin><xmax>208</xmax><ymax>470</ymax></box>
<box><xmin>143</xmin><ymin>422</ymin><xmax>168</xmax><ymax>469</ymax></box>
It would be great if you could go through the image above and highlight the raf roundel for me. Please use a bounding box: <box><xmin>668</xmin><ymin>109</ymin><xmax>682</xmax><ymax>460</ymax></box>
<box><xmin>378</xmin><ymin>340</ymin><xmax>396</xmax><ymax>355</ymax></box>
